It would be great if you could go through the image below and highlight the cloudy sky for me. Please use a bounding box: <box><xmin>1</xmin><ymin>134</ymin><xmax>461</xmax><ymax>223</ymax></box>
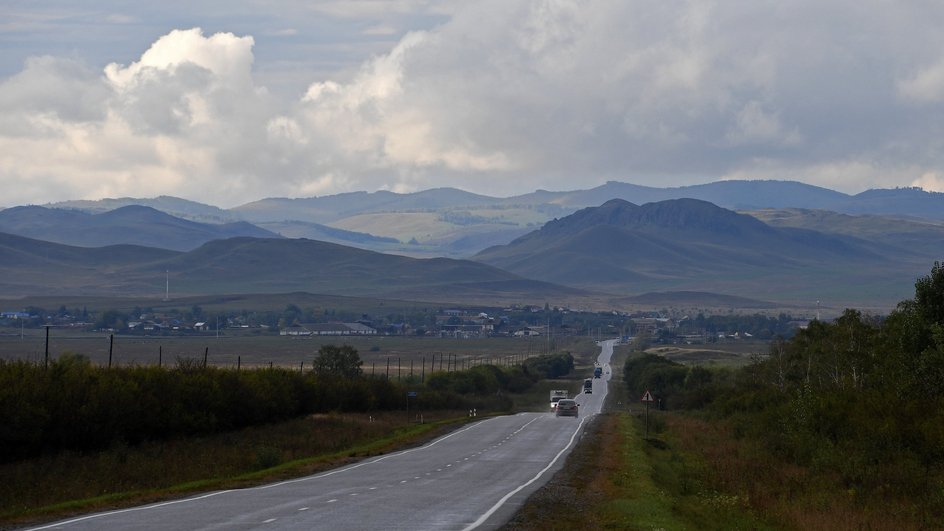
<box><xmin>3</xmin><ymin>1</ymin><xmax>944</xmax><ymax>208</ymax></box>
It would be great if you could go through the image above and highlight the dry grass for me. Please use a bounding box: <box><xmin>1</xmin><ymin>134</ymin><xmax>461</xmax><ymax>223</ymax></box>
<box><xmin>666</xmin><ymin>415</ymin><xmax>926</xmax><ymax>530</ymax></box>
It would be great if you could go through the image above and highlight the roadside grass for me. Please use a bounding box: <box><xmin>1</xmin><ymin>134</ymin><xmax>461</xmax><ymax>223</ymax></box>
<box><xmin>0</xmin><ymin>410</ymin><xmax>475</xmax><ymax>529</ymax></box>
<box><xmin>504</xmin><ymin>411</ymin><xmax>773</xmax><ymax>531</ymax></box>
<box><xmin>666</xmin><ymin>414</ymin><xmax>930</xmax><ymax>529</ymax></box>
<box><xmin>506</xmin><ymin>343</ymin><xmax>772</xmax><ymax>531</ymax></box>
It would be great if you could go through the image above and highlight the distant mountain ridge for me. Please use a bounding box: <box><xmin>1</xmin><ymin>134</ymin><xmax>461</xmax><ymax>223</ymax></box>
<box><xmin>33</xmin><ymin>179</ymin><xmax>944</xmax><ymax>259</ymax></box>
<box><xmin>0</xmin><ymin>232</ymin><xmax>583</xmax><ymax>304</ymax></box>
<box><xmin>43</xmin><ymin>180</ymin><xmax>944</xmax><ymax>224</ymax></box>
<box><xmin>473</xmin><ymin>198</ymin><xmax>929</xmax><ymax>306</ymax></box>
<box><xmin>0</xmin><ymin>205</ymin><xmax>279</xmax><ymax>251</ymax></box>
<box><xmin>49</xmin><ymin>195</ymin><xmax>237</xmax><ymax>223</ymax></box>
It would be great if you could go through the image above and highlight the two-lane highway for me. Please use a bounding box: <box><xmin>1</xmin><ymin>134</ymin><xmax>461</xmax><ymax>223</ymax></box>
<box><xmin>30</xmin><ymin>340</ymin><xmax>617</xmax><ymax>531</ymax></box>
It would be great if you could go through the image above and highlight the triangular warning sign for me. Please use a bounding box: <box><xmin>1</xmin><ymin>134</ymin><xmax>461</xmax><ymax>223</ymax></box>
<box><xmin>641</xmin><ymin>390</ymin><xmax>654</xmax><ymax>402</ymax></box>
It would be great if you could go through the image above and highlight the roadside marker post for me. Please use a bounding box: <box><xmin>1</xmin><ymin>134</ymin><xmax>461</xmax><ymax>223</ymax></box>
<box><xmin>641</xmin><ymin>390</ymin><xmax>654</xmax><ymax>437</ymax></box>
<box><xmin>407</xmin><ymin>391</ymin><xmax>417</xmax><ymax>420</ymax></box>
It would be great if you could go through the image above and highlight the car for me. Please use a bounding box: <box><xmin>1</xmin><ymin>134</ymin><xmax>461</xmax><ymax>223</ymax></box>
<box><xmin>555</xmin><ymin>399</ymin><xmax>578</xmax><ymax>417</ymax></box>
<box><xmin>549</xmin><ymin>390</ymin><xmax>568</xmax><ymax>410</ymax></box>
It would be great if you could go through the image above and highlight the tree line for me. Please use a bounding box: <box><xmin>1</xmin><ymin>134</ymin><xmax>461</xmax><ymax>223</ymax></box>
<box><xmin>0</xmin><ymin>346</ymin><xmax>574</xmax><ymax>462</ymax></box>
<box><xmin>625</xmin><ymin>261</ymin><xmax>944</xmax><ymax>518</ymax></box>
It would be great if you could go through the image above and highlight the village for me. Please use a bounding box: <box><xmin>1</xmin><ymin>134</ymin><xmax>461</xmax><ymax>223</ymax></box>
<box><xmin>1</xmin><ymin>304</ymin><xmax>807</xmax><ymax>344</ymax></box>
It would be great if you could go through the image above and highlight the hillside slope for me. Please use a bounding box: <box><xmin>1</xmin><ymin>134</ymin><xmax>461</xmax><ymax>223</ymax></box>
<box><xmin>0</xmin><ymin>205</ymin><xmax>279</xmax><ymax>251</ymax></box>
<box><xmin>474</xmin><ymin>198</ymin><xmax>926</xmax><ymax>306</ymax></box>
<box><xmin>0</xmin><ymin>233</ymin><xmax>583</xmax><ymax>303</ymax></box>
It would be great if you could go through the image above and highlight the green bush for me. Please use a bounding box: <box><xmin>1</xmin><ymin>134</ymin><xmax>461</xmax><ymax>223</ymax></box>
<box><xmin>522</xmin><ymin>352</ymin><xmax>574</xmax><ymax>379</ymax></box>
<box><xmin>0</xmin><ymin>355</ymin><xmax>462</xmax><ymax>461</ymax></box>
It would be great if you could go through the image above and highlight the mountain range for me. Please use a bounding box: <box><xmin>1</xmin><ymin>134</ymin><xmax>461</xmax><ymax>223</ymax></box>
<box><xmin>42</xmin><ymin>180</ymin><xmax>944</xmax><ymax>259</ymax></box>
<box><xmin>473</xmin><ymin>198</ymin><xmax>935</xmax><ymax>307</ymax></box>
<box><xmin>51</xmin><ymin>180</ymin><xmax>943</xmax><ymax>223</ymax></box>
<box><xmin>3</xmin><ymin>179</ymin><xmax>942</xmax><ymax>309</ymax></box>
<box><xmin>0</xmin><ymin>205</ymin><xmax>402</xmax><ymax>253</ymax></box>
<box><xmin>0</xmin><ymin>232</ymin><xmax>581</xmax><ymax>304</ymax></box>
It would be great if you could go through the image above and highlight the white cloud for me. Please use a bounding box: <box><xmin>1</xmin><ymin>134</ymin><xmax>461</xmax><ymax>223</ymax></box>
<box><xmin>5</xmin><ymin>2</ymin><xmax>944</xmax><ymax>207</ymax></box>
<box><xmin>724</xmin><ymin>101</ymin><xmax>802</xmax><ymax>147</ymax></box>
<box><xmin>912</xmin><ymin>172</ymin><xmax>944</xmax><ymax>193</ymax></box>
<box><xmin>899</xmin><ymin>59</ymin><xmax>944</xmax><ymax>103</ymax></box>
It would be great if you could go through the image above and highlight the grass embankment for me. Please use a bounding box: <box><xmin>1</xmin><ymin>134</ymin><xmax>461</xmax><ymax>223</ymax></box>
<box><xmin>509</xmin><ymin>338</ymin><xmax>938</xmax><ymax>529</ymax></box>
<box><xmin>0</xmin><ymin>411</ymin><xmax>473</xmax><ymax>528</ymax></box>
<box><xmin>503</xmin><ymin>412</ymin><xmax>771</xmax><ymax>530</ymax></box>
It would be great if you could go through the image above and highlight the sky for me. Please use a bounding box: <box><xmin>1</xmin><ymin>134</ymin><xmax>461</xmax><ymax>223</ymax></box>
<box><xmin>3</xmin><ymin>1</ymin><xmax>944</xmax><ymax>208</ymax></box>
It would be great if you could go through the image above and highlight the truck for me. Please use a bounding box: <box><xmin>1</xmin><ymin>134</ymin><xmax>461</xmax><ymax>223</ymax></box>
<box><xmin>549</xmin><ymin>389</ymin><xmax>569</xmax><ymax>409</ymax></box>
<box><xmin>583</xmin><ymin>379</ymin><xmax>593</xmax><ymax>394</ymax></box>
<box><xmin>593</xmin><ymin>366</ymin><xmax>603</xmax><ymax>379</ymax></box>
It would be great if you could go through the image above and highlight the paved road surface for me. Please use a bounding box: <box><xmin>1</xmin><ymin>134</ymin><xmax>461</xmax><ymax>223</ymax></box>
<box><xmin>28</xmin><ymin>340</ymin><xmax>617</xmax><ymax>531</ymax></box>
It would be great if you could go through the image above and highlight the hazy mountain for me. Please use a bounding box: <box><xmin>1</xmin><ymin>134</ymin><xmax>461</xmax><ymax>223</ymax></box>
<box><xmin>473</xmin><ymin>198</ymin><xmax>927</xmax><ymax>306</ymax></box>
<box><xmin>0</xmin><ymin>233</ymin><xmax>582</xmax><ymax>303</ymax></box>
<box><xmin>504</xmin><ymin>180</ymin><xmax>849</xmax><ymax>210</ymax></box>
<box><xmin>745</xmin><ymin>208</ymin><xmax>944</xmax><ymax>262</ymax></box>
<box><xmin>29</xmin><ymin>180</ymin><xmax>944</xmax><ymax>259</ymax></box>
<box><xmin>0</xmin><ymin>232</ymin><xmax>178</xmax><ymax>296</ymax></box>
<box><xmin>48</xmin><ymin>196</ymin><xmax>238</xmax><ymax>223</ymax></box>
<box><xmin>233</xmin><ymin>188</ymin><xmax>498</xmax><ymax>224</ymax></box>
<box><xmin>0</xmin><ymin>205</ymin><xmax>280</xmax><ymax>251</ymax></box>
<box><xmin>256</xmin><ymin>220</ymin><xmax>399</xmax><ymax>245</ymax></box>
<box><xmin>836</xmin><ymin>187</ymin><xmax>944</xmax><ymax>219</ymax></box>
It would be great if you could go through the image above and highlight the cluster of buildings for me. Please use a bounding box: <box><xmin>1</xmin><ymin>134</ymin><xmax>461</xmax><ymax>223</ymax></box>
<box><xmin>279</xmin><ymin>322</ymin><xmax>378</xmax><ymax>336</ymax></box>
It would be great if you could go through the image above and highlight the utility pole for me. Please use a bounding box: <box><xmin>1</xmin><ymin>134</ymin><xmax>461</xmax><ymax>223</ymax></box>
<box><xmin>44</xmin><ymin>325</ymin><xmax>50</xmax><ymax>370</ymax></box>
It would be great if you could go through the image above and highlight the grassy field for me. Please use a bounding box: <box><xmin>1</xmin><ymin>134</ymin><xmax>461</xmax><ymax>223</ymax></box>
<box><xmin>643</xmin><ymin>340</ymin><xmax>770</xmax><ymax>366</ymax></box>
<box><xmin>0</xmin><ymin>328</ymin><xmax>592</xmax><ymax>373</ymax></box>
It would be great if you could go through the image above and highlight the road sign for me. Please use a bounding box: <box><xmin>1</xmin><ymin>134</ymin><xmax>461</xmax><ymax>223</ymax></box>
<box><xmin>407</xmin><ymin>391</ymin><xmax>418</xmax><ymax>397</ymax></box>
<box><xmin>641</xmin><ymin>390</ymin><xmax>654</xmax><ymax>402</ymax></box>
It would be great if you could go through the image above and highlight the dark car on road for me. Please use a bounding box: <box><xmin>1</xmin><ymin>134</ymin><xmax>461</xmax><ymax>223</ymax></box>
<box><xmin>555</xmin><ymin>399</ymin><xmax>578</xmax><ymax>417</ymax></box>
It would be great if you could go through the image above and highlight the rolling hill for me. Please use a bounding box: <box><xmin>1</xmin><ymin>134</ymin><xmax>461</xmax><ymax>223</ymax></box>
<box><xmin>0</xmin><ymin>233</ymin><xmax>584</xmax><ymax>303</ymax></box>
<box><xmin>0</xmin><ymin>205</ymin><xmax>279</xmax><ymax>251</ymax></box>
<box><xmin>473</xmin><ymin>198</ymin><xmax>931</xmax><ymax>306</ymax></box>
<box><xmin>232</xmin><ymin>188</ymin><xmax>499</xmax><ymax>224</ymax></box>
<box><xmin>745</xmin><ymin>208</ymin><xmax>944</xmax><ymax>262</ymax></box>
<box><xmin>49</xmin><ymin>195</ymin><xmax>238</xmax><ymax>223</ymax></box>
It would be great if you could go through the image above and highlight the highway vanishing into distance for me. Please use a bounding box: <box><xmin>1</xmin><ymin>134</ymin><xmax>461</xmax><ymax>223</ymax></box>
<box><xmin>29</xmin><ymin>340</ymin><xmax>617</xmax><ymax>531</ymax></box>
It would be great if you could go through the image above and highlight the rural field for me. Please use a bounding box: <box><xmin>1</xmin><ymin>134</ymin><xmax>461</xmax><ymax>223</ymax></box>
<box><xmin>0</xmin><ymin>327</ymin><xmax>598</xmax><ymax>375</ymax></box>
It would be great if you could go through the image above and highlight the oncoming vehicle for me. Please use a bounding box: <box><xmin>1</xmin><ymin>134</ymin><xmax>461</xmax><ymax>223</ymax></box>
<box><xmin>555</xmin><ymin>399</ymin><xmax>578</xmax><ymax>417</ymax></box>
<box><xmin>593</xmin><ymin>366</ymin><xmax>603</xmax><ymax>378</ymax></box>
<box><xmin>583</xmin><ymin>379</ymin><xmax>593</xmax><ymax>394</ymax></box>
<box><xmin>549</xmin><ymin>389</ymin><xmax>568</xmax><ymax>410</ymax></box>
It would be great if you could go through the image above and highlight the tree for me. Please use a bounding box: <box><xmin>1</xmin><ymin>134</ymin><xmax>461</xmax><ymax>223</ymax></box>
<box><xmin>312</xmin><ymin>345</ymin><xmax>363</xmax><ymax>378</ymax></box>
<box><xmin>915</xmin><ymin>261</ymin><xmax>944</xmax><ymax>327</ymax></box>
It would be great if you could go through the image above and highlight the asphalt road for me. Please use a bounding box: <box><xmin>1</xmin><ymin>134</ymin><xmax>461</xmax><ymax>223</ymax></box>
<box><xmin>28</xmin><ymin>340</ymin><xmax>616</xmax><ymax>531</ymax></box>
